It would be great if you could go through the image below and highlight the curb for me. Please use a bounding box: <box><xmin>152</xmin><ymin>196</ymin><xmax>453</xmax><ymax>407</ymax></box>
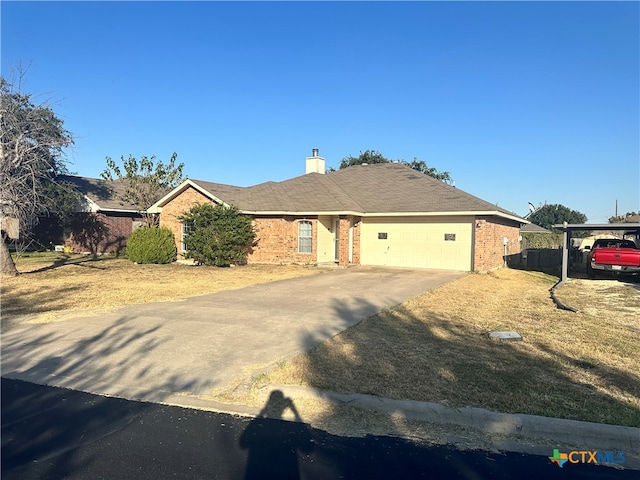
<box><xmin>258</xmin><ymin>384</ymin><xmax>640</xmax><ymax>469</ymax></box>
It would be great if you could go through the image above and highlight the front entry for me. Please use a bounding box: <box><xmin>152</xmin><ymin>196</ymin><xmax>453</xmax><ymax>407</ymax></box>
<box><xmin>333</xmin><ymin>219</ymin><xmax>340</xmax><ymax>262</ymax></box>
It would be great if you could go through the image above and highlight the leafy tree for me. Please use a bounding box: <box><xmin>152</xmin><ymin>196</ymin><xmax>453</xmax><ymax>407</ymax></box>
<box><xmin>402</xmin><ymin>159</ymin><xmax>453</xmax><ymax>183</ymax></box>
<box><xmin>529</xmin><ymin>204</ymin><xmax>588</xmax><ymax>234</ymax></box>
<box><xmin>609</xmin><ymin>212</ymin><xmax>639</xmax><ymax>223</ymax></box>
<box><xmin>336</xmin><ymin>150</ymin><xmax>452</xmax><ymax>183</ymax></box>
<box><xmin>40</xmin><ymin>179</ymin><xmax>83</xmax><ymax>226</ymax></box>
<box><xmin>101</xmin><ymin>152</ymin><xmax>185</xmax><ymax>225</ymax></box>
<box><xmin>339</xmin><ymin>150</ymin><xmax>390</xmax><ymax>169</ymax></box>
<box><xmin>178</xmin><ymin>203</ymin><xmax>256</xmax><ymax>267</ymax></box>
<box><xmin>0</xmin><ymin>72</ymin><xmax>74</xmax><ymax>275</ymax></box>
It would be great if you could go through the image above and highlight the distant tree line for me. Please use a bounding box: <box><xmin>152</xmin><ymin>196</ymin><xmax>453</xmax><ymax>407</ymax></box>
<box><xmin>609</xmin><ymin>212</ymin><xmax>639</xmax><ymax>223</ymax></box>
<box><xmin>331</xmin><ymin>150</ymin><xmax>453</xmax><ymax>184</ymax></box>
<box><xmin>528</xmin><ymin>204</ymin><xmax>588</xmax><ymax>237</ymax></box>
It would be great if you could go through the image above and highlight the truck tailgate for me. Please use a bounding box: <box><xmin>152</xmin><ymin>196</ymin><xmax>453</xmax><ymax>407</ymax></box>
<box><xmin>594</xmin><ymin>248</ymin><xmax>640</xmax><ymax>266</ymax></box>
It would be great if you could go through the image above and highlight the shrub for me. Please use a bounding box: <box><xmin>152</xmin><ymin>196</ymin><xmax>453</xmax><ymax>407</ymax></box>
<box><xmin>178</xmin><ymin>203</ymin><xmax>256</xmax><ymax>267</ymax></box>
<box><xmin>126</xmin><ymin>226</ymin><xmax>177</xmax><ymax>264</ymax></box>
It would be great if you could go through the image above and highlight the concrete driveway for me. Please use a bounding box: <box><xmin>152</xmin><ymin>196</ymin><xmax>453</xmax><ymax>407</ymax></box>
<box><xmin>1</xmin><ymin>267</ymin><xmax>462</xmax><ymax>407</ymax></box>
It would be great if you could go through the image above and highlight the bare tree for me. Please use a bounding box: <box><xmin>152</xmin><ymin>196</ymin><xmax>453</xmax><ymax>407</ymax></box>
<box><xmin>0</xmin><ymin>71</ymin><xmax>74</xmax><ymax>275</ymax></box>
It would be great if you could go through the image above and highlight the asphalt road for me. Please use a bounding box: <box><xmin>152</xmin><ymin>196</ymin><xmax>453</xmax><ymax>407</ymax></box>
<box><xmin>2</xmin><ymin>378</ymin><xmax>634</xmax><ymax>480</ymax></box>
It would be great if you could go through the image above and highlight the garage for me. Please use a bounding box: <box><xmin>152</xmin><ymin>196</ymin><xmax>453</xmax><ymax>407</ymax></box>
<box><xmin>359</xmin><ymin>216</ymin><xmax>474</xmax><ymax>271</ymax></box>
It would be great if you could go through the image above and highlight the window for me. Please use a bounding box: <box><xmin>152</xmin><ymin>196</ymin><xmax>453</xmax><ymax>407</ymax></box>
<box><xmin>444</xmin><ymin>233</ymin><xmax>456</xmax><ymax>241</ymax></box>
<box><xmin>181</xmin><ymin>222</ymin><xmax>194</xmax><ymax>252</ymax></box>
<box><xmin>298</xmin><ymin>220</ymin><xmax>312</xmax><ymax>254</ymax></box>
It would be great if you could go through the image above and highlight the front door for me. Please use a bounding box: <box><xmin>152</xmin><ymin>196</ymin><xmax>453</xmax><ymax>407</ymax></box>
<box><xmin>333</xmin><ymin>219</ymin><xmax>340</xmax><ymax>262</ymax></box>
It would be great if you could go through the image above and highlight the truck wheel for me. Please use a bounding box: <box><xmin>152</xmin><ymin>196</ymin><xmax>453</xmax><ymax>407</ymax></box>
<box><xmin>586</xmin><ymin>264</ymin><xmax>596</xmax><ymax>279</ymax></box>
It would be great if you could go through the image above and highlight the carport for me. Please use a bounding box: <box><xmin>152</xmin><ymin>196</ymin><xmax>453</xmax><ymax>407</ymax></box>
<box><xmin>553</xmin><ymin>223</ymin><xmax>640</xmax><ymax>281</ymax></box>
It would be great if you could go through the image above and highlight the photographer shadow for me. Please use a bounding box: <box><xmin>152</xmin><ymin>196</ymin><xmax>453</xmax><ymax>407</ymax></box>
<box><xmin>239</xmin><ymin>390</ymin><xmax>314</xmax><ymax>480</ymax></box>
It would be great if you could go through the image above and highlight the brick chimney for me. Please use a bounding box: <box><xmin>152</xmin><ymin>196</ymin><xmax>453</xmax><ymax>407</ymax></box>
<box><xmin>305</xmin><ymin>148</ymin><xmax>325</xmax><ymax>174</ymax></box>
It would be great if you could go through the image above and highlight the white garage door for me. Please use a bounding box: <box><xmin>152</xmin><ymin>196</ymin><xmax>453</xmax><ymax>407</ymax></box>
<box><xmin>360</xmin><ymin>216</ymin><xmax>473</xmax><ymax>271</ymax></box>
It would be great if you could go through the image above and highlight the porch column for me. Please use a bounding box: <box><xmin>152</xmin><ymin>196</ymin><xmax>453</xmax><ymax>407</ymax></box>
<box><xmin>561</xmin><ymin>227</ymin><xmax>569</xmax><ymax>282</ymax></box>
<box><xmin>338</xmin><ymin>217</ymin><xmax>351</xmax><ymax>267</ymax></box>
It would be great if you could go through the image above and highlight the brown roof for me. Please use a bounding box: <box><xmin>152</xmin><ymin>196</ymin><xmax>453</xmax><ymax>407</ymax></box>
<box><xmin>191</xmin><ymin>173</ymin><xmax>360</xmax><ymax>213</ymax></box>
<box><xmin>188</xmin><ymin>163</ymin><xmax>521</xmax><ymax>219</ymax></box>
<box><xmin>60</xmin><ymin>175</ymin><xmax>140</xmax><ymax>212</ymax></box>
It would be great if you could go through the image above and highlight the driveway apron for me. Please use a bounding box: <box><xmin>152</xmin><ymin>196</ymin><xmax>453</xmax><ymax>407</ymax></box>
<box><xmin>1</xmin><ymin>267</ymin><xmax>462</xmax><ymax>404</ymax></box>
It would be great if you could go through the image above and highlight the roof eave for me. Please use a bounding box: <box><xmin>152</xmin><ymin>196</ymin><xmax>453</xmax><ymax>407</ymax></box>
<box><xmin>240</xmin><ymin>210</ymin><xmax>364</xmax><ymax>216</ymax></box>
<box><xmin>76</xmin><ymin>197</ymin><xmax>141</xmax><ymax>214</ymax></box>
<box><xmin>237</xmin><ymin>209</ymin><xmax>527</xmax><ymax>222</ymax></box>
<box><xmin>360</xmin><ymin>210</ymin><xmax>527</xmax><ymax>223</ymax></box>
<box><xmin>98</xmin><ymin>207</ymin><xmax>143</xmax><ymax>214</ymax></box>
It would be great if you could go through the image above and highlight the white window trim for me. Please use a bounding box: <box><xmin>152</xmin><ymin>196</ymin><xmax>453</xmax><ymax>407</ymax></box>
<box><xmin>181</xmin><ymin>222</ymin><xmax>193</xmax><ymax>252</ymax></box>
<box><xmin>298</xmin><ymin>220</ymin><xmax>312</xmax><ymax>254</ymax></box>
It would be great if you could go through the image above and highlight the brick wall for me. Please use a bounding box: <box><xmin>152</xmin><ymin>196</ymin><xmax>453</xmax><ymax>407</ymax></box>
<box><xmin>159</xmin><ymin>187</ymin><xmax>216</xmax><ymax>257</ymax></box>
<box><xmin>473</xmin><ymin>216</ymin><xmax>522</xmax><ymax>272</ymax></box>
<box><xmin>69</xmin><ymin>212</ymin><xmax>139</xmax><ymax>254</ymax></box>
<box><xmin>249</xmin><ymin>217</ymin><xmax>318</xmax><ymax>264</ymax></box>
<box><xmin>159</xmin><ymin>187</ymin><xmax>320</xmax><ymax>264</ymax></box>
<box><xmin>352</xmin><ymin>217</ymin><xmax>361</xmax><ymax>265</ymax></box>
<box><xmin>250</xmin><ymin>215</ymin><xmax>361</xmax><ymax>266</ymax></box>
<box><xmin>337</xmin><ymin>217</ymin><xmax>351</xmax><ymax>266</ymax></box>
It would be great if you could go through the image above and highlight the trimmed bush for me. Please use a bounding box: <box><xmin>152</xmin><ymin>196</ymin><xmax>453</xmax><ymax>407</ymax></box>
<box><xmin>126</xmin><ymin>226</ymin><xmax>177</xmax><ymax>264</ymax></box>
<box><xmin>178</xmin><ymin>203</ymin><xmax>256</xmax><ymax>267</ymax></box>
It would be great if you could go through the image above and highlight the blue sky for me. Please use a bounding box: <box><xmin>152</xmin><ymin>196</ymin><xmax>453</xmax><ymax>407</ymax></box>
<box><xmin>2</xmin><ymin>1</ymin><xmax>638</xmax><ymax>223</ymax></box>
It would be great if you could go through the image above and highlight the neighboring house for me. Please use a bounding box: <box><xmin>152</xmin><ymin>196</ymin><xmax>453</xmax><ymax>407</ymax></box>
<box><xmin>150</xmin><ymin>151</ymin><xmax>527</xmax><ymax>272</ymax></box>
<box><xmin>55</xmin><ymin>175</ymin><xmax>143</xmax><ymax>254</ymax></box>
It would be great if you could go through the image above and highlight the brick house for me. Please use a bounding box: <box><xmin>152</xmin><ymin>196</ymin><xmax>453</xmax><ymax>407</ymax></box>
<box><xmin>150</xmin><ymin>151</ymin><xmax>526</xmax><ymax>272</ymax></box>
<box><xmin>59</xmin><ymin>175</ymin><xmax>144</xmax><ymax>254</ymax></box>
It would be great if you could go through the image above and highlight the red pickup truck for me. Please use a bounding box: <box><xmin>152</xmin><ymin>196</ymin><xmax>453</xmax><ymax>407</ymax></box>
<box><xmin>586</xmin><ymin>238</ymin><xmax>640</xmax><ymax>279</ymax></box>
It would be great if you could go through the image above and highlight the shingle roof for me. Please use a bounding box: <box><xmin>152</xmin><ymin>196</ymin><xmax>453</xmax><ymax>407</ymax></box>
<box><xmin>325</xmin><ymin>163</ymin><xmax>516</xmax><ymax>215</ymax></box>
<box><xmin>59</xmin><ymin>175</ymin><xmax>140</xmax><ymax>212</ymax></box>
<box><xmin>520</xmin><ymin>223</ymin><xmax>551</xmax><ymax>233</ymax></box>
<box><xmin>184</xmin><ymin>163</ymin><xmax>522</xmax><ymax>220</ymax></box>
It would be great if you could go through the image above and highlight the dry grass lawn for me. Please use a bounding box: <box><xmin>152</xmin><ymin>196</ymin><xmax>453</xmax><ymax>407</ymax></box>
<box><xmin>1</xmin><ymin>252</ymin><xmax>320</xmax><ymax>321</ymax></box>
<box><xmin>263</xmin><ymin>269</ymin><xmax>640</xmax><ymax>428</ymax></box>
<box><xmin>3</xmin><ymin>254</ymin><xmax>638</xmax><ymax>431</ymax></box>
